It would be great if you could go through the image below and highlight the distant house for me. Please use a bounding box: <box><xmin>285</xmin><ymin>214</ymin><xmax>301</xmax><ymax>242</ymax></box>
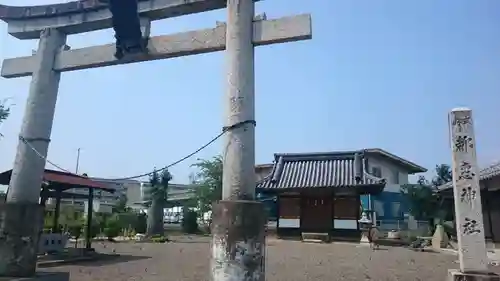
<box><xmin>438</xmin><ymin>163</ymin><xmax>500</xmax><ymax>242</ymax></box>
<box><xmin>256</xmin><ymin>149</ymin><xmax>426</xmax><ymax>240</ymax></box>
<box><xmin>361</xmin><ymin>149</ymin><xmax>427</xmax><ymax>230</ymax></box>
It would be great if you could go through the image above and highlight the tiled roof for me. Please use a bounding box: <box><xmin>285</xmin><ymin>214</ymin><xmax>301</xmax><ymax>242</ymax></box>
<box><xmin>438</xmin><ymin>162</ymin><xmax>500</xmax><ymax>191</ymax></box>
<box><xmin>480</xmin><ymin>163</ymin><xmax>500</xmax><ymax>181</ymax></box>
<box><xmin>257</xmin><ymin>152</ymin><xmax>386</xmax><ymax>189</ymax></box>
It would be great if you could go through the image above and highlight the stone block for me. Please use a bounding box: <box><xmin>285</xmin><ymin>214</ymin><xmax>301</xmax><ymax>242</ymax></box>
<box><xmin>448</xmin><ymin>269</ymin><xmax>500</xmax><ymax>281</ymax></box>
<box><xmin>0</xmin><ymin>272</ymin><xmax>69</xmax><ymax>281</ymax></box>
<box><xmin>432</xmin><ymin>224</ymin><xmax>449</xmax><ymax>249</ymax></box>
<box><xmin>0</xmin><ymin>203</ymin><xmax>44</xmax><ymax>277</ymax></box>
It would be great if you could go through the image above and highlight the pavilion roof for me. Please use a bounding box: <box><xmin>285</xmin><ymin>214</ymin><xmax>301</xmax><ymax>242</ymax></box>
<box><xmin>0</xmin><ymin>169</ymin><xmax>115</xmax><ymax>193</ymax></box>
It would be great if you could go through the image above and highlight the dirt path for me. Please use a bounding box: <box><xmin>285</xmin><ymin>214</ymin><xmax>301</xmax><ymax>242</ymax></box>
<box><xmin>42</xmin><ymin>237</ymin><xmax>471</xmax><ymax>281</ymax></box>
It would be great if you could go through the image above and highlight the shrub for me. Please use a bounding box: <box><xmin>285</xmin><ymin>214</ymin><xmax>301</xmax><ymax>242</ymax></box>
<box><xmin>127</xmin><ymin>227</ymin><xmax>137</xmax><ymax>238</ymax></box>
<box><xmin>68</xmin><ymin>224</ymin><xmax>82</xmax><ymax>239</ymax></box>
<box><xmin>67</xmin><ymin>224</ymin><xmax>83</xmax><ymax>248</ymax></box>
<box><xmin>134</xmin><ymin>213</ymin><xmax>147</xmax><ymax>234</ymax></box>
<box><xmin>182</xmin><ymin>209</ymin><xmax>199</xmax><ymax>234</ymax></box>
<box><xmin>83</xmin><ymin>218</ymin><xmax>101</xmax><ymax>238</ymax></box>
<box><xmin>104</xmin><ymin>226</ymin><xmax>121</xmax><ymax>240</ymax></box>
<box><xmin>151</xmin><ymin>236</ymin><xmax>168</xmax><ymax>243</ymax></box>
<box><xmin>117</xmin><ymin>213</ymin><xmax>138</xmax><ymax>229</ymax></box>
<box><xmin>104</xmin><ymin>215</ymin><xmax>122</xmax><ymax>240</ymax></box>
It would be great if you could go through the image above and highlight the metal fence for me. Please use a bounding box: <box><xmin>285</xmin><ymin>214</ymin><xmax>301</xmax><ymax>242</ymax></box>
<box><xmin>377</xmin><ymin>219</ymin><xmax>431</xmax><ymax>237</ymax></box>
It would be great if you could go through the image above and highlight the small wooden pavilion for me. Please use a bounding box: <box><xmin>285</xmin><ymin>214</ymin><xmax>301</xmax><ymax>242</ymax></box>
<box><xmin>0</xmin><ymin>169</ymin><xmax>115</xmax><ymax>250</ymax></box>
<box><xmin>257</xmin><ymin>151</ymin><xmax>387</xmax><ymax>240</ymax></box>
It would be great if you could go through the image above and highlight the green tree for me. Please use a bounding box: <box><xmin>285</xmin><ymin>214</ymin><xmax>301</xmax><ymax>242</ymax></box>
<box><xmin>401</xmin><ymin>164</ymin><xmax>452</xmax><ymax>223</ymax></box>
<box><xmin>146</xmin><ymin>169</ymin><xmax>172</xmax><ymax>237</ymax></box>
<box><xmin>113</xmin><ymin>194</ymin><xmax>131</xmax><ymax>213</ymax></box>
<box><xmin>400</xmin><ymin>178</ymin><xmax>437</xmax><ymax>220</ymax></box>
<box><xmin>0</xmin><ymin>100</ymin><xmax>10</xmax><ymax>137</ymax></box>
<box><xmin>189</xmin><ymin>156</ymin><xmax>223</xmax><ymax>225</ymax></box>
<box><xmin>431</xmin><ymin>164</ymin><xmax>452</xmax><ymax>189</ymax></box>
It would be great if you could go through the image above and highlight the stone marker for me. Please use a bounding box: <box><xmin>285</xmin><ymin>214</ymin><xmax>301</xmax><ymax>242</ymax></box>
<box><xmin>447</xmin><ymin>108</ymin><xmax>499</xmax><ymax>281</ymax></box>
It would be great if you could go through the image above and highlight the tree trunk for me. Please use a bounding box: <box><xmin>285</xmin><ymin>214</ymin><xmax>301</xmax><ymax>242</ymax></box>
<box><xmin>146</xmin><ymin>198</ymin><xmax>164</xmax><ymax>237</ymax></box>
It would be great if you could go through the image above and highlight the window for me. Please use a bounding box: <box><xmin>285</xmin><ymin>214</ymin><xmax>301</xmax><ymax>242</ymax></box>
<box><xmin>373</xmin><ymin>200</ymin><xmax>384</xmax><ymax>217</ymax></box>
<box><xmin>279</xmin><ymin>197</ymin><xmax>300</xmax><ymax>218</ymax></box>
<box><xmin>333</xmin><ymin>196</ymin><xmax>358</xmax><ymax>219</ymax></box>
<box><xmin>371</xmin><ymin>167</ymin><xmax>382</xmax><ymax>178</ymax></box>
<box><xmin>392</xmin><ymin>170</ymin><xmax>400</xmax><ymax>184</ymax></box>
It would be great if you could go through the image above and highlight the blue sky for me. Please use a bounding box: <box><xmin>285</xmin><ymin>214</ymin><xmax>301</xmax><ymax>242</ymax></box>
<box><xmin>1</xmin><ymin>0</ymin><xmax>500</xmax><ymax>187</ymax></box>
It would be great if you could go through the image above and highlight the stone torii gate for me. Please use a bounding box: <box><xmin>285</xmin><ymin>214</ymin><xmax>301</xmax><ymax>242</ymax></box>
<box><xmin>0</xmin><ymin>0</ymin><xmax>312</xmax><ymax>279</ymax></box>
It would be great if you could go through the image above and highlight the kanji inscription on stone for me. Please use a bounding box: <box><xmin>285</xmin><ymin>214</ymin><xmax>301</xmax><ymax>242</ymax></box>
<box><xmin>454</xmin><ymin>135</ymin><xmax>474</xmax><ymax>153</ymax></box>
<box><xmin>460</xmin><ymin>185</ymin><xmax>476</xmax><ymax>207</ymax></box>
<box><xmin>452</xmin><ymin>114</ymin><xmax>471</xmax><ymax>133</ymax></box>
<box><xmin>462</xmin><ymin>217</ymin><xmax>481</xmax><ymax>235</ymax></box>
<box><xmin>458</xmin><ymin>161</ymin><xmax>475</xmax><ymax>180</ymax></box>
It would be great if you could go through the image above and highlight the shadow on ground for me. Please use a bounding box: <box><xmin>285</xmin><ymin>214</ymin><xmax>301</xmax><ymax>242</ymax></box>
<box><xmin>39</xmin><ymin>254</ymin><xmax>151</xmax><ymax>268</ymax></box>
<box><xmin>171</xmin><ymin>240</ymin><xmax>210</xmax><ymax>244</ymax></box>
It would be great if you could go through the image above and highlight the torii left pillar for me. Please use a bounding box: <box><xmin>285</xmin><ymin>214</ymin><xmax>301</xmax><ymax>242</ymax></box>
<box><xmin>0</xmin><ymin>28</ymin><xmax>66</xmax><ymax>278</ymax></box>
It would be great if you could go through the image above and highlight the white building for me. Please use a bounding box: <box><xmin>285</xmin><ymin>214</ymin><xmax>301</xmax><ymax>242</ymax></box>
<box><xmin>50</xmin><ymin>178</ymin><xmax>142</xmax><ymax>211</ymax></box>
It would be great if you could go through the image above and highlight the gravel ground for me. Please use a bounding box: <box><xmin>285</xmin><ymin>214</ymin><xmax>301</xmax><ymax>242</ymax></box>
<box><xmin>42</xmin><ymin>236</ymin><xmax>486</xmax><ymax>281</ymax></box>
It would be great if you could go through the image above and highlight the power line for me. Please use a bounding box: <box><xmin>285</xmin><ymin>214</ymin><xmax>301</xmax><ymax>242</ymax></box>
<box><xmin>18</xmin><ymin>130</ymin><xmax>224</xmax><ymax>182</ymax></box>
<box><xmin>16</xmin><ymin>119</ymin><xmax>255</xmax><ymax>182</ymax></box>
<box><xmin>107</xmin><ymin>130</ymin><xmax>225</xmax><ymax>181</ymax></box>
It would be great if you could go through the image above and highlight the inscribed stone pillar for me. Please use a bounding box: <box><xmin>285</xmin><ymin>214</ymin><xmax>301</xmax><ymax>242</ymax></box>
<box><xmin>449</xmin><ymin>108</ymin><xmax>488</xmax><ymax>272</ymax></box>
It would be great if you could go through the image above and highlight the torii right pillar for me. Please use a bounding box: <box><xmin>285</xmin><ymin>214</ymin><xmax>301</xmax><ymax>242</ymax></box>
<box><xmin>210</xmin><ymin>0</ymin><xmax>266</xmax><ymax>281</ymax></box>
<box><xmin>447</xmin><ymin>107</ymin><xmax>499</xmax><ymax>281</ymax></box>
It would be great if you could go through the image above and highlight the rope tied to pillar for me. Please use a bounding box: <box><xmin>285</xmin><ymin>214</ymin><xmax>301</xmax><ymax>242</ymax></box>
<box><xmin>19</xmin><ymin>136</ymin><xmax>51</xmax><ymax>143</ymax></box>
<box><xmin>222</xmin><ymin>120</ymin><xmax>256</xmax><ymax>132</ymax></box>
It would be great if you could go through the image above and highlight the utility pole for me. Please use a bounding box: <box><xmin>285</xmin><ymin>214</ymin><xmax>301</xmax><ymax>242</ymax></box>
<box><xmin>72</xmin><ymin>147</ymin><xmax>81</xmax><ymax>206</ymax></box>
<box><xmin>210</xmin><ymin>0</ymin><xmax>267</xmax><ymax>281</ymax></box>
<box><xmin>75</xmin><ymin>147</ymin><xmax>81</xmax><ymax>174</ymax></box>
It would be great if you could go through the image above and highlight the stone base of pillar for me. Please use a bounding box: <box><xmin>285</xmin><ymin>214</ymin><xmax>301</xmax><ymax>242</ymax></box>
<box><xmin>448</xmin><ymin>269</ymin><xmax>500</xmax><ymax>281</ymax></box>
<box><xmin>210</xmin><ymin>200</ymin><xmax>267</xmax><ymax>281</ymax></box>
<box><xmin>0</xmin><ymin>272</ymin><xmax>70</xmax><ymax>281</ymax></box>
<box><xmin>0</xmin><ymin>203</ymin><xmax>44</xmax><ymax>278</ymax></box>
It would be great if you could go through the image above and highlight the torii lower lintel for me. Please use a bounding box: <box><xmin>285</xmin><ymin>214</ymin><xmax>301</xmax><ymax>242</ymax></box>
<box><xmin>1</xmin><ymin>14</ymin><xmax>312</xmax><ymax>78</ymax></box>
